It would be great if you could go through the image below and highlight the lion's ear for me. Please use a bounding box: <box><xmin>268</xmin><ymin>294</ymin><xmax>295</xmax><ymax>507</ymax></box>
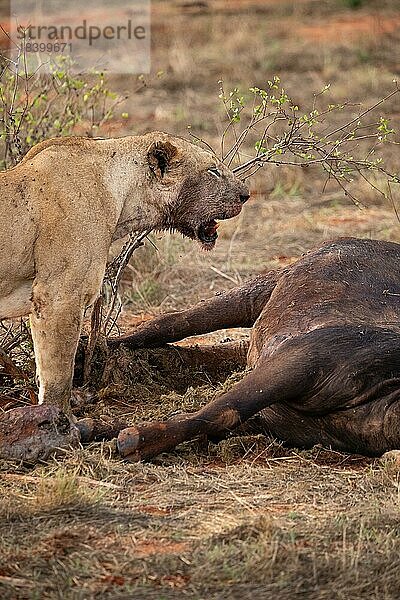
<box><xmin>147</xmin><ymin>140</ymin><xmax>179</xmax><ymax>178</ymax></box>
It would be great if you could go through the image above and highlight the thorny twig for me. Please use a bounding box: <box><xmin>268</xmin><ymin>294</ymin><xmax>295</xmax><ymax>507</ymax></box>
<box><xmin>102</xmin><ymin>229</ymin><xmax>153</xmax><ymax>336</ymax></box>
<box><xmin>224</xmin><ymin>82</ymin><xmax>400</xmax><ymax>205</ymax></box>
<box><xmin>82</xmin><ymin>228</ymin><xmax>153</xmax><ymax>376</ymax></box>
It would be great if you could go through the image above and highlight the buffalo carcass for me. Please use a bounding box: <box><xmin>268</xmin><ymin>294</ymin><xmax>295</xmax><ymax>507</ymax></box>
<box><xmin>112</xmin><ymin>238</ymin><xmax>400</xmax><ymax>461</ymax></box>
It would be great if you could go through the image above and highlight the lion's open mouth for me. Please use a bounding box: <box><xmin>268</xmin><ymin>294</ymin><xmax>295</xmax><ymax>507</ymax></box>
<box><xmin>172</xmin><ymin>205</ymin><xmax>243</xmax><ymax>249</ymax></box>
<box><xmin>198</xmin><ymin>219</ymin><xmax>219</xmax><ymax>247</ymax></box>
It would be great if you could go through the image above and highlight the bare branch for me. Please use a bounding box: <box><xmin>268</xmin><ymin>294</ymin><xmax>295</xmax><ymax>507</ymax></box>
<box><xmin>102</xmin><ymin>229</ymin><xmax>152</xmax><ymax>336</ymax></box>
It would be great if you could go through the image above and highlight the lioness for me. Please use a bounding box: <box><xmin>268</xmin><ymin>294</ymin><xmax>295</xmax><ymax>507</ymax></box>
<box><xmin>1</xmin><ymin>132</ymin><xmax>249</xmax><ymax>413</ymax></box>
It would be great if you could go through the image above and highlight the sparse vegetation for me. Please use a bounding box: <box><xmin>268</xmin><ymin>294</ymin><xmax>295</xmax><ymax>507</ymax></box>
<box><xmin>216</xmin><ymin>76</ymin><xmax>399</xmax><ymax>208</ymax></box>
<box><xmin>0</xmin><ymin>41</ymin><xmax>130</xmax><ymax>169</ymax></box>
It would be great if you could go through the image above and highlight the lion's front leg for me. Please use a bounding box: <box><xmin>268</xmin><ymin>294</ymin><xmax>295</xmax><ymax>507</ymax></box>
<box><xmin>30</xmin><ymin>283</ymin><xmax>86</xmax><ymax>414</ymax></box>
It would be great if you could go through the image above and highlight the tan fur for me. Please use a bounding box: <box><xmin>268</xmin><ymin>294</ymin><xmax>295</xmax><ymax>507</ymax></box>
<box><xmin>0</xmin><ymin>132</ymin><xmax>249</xmax><ymax>412</ymax></box>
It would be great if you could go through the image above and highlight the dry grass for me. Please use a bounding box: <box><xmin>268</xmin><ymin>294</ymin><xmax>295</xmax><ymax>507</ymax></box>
<box><xmin>1</xmin><ymin>441</ymin><xmax>399</xmax><ymax>599</ymax></box>
<box><xmin>2</xmin><ymin>0</ymin><xmax>400</xmax><ymax>597</ymax></box>
<box><xmin>1</xmin><ymin>350</ymin><xmax>400</xmax><ymax>599</ymax></box>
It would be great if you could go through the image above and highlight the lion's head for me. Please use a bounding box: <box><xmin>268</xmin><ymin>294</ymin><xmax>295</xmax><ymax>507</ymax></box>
<box><xmin>145</xmin><ymin>133</ymin><xmax>250</xmax><ymax>250</ymax></box>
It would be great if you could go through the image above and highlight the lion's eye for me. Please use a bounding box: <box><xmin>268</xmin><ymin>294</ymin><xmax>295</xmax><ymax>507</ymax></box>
<box><xmin>207</xmin><ymin>166</ymin><xmax>222</xmax><ymax>178</ymax></box>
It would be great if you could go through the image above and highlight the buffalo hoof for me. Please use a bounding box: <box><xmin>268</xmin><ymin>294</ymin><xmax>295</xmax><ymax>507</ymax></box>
<box><xmin>117</xmin><ymin>420</ymin><xmax>185</xmax><ymax>462</ymax></box>
<box><xmin>0</xmin><ymin>405</ymin><xmax>80</xmax><ymax>463</ymax></box>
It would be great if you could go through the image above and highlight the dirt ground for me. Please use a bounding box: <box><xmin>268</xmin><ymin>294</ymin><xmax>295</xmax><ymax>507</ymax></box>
<box><xmin>1</xmin><ymin>0</ymin><xmax>400</xmax><ymax>598</ymax></box>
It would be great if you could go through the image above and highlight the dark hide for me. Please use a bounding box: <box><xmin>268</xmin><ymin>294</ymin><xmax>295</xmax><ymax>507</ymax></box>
<box><xmin>112</xmin><ymin>238</ymin><xmax>400</xmax><ymax>460</ymax></box>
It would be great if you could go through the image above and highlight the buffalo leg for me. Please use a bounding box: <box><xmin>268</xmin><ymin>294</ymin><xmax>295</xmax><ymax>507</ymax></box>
<box><xmin>117</xmin><ymin>341</ymin><xmax>312</xmax><ymax>461</ymax></box>
<box><xmin>108</xmin><ymin>271</ymin><xmax>282</xmax><ymax>350</ymax></box>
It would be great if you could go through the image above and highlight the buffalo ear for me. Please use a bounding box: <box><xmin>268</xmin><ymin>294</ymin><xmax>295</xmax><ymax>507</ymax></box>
<box><xmin>147</xmin><ymin>140</ymin><xmax>179</xmax><ymax>178</ymax></box>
